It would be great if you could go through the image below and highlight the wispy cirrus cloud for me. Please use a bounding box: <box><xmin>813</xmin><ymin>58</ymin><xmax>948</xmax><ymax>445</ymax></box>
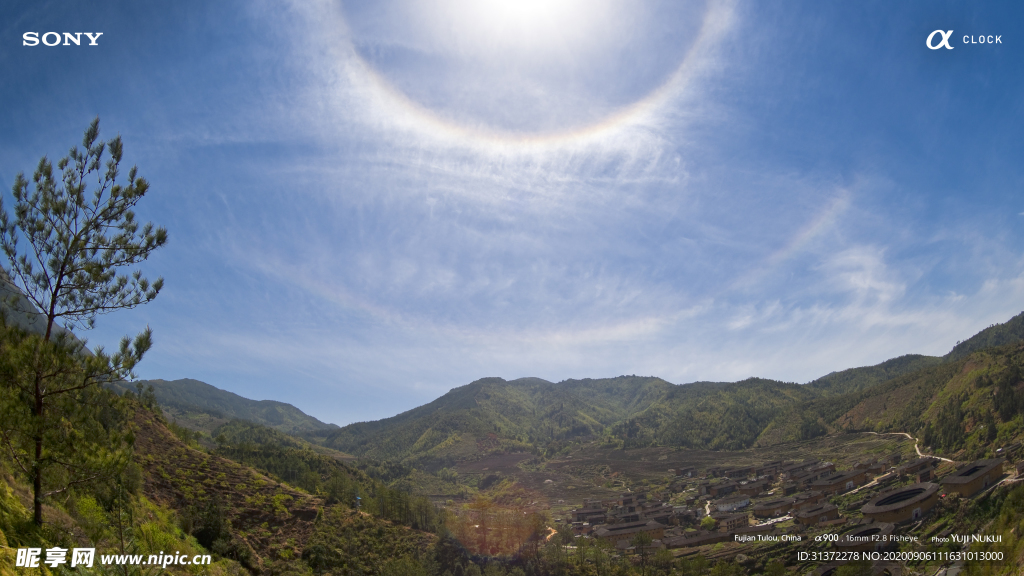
<box><xmin>4</xmin><ymin>0</ymin><xmax>1022</xmax><ymax>425</ymax></box>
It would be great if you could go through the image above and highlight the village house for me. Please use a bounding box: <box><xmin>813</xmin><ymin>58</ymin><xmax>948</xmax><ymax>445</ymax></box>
<box><xmin>640</xmin><ymin>502</ymin><xmax>676</xmax><ymax>525</ymax></box>
<box><xmin>790</xmin><ymin>462</ymin><xmax>837</xmax><ymax>488</ymax></box>
<box><xmin>570</xmin><ymin>521</ymin><xmax>594</xmax><ymax>536</ymax></box>
<box><xmin>607</xmin><ymin>509</ymin><xmax>640</xmax><ymax>524</ymax></box>
<box><xmin>792</xmin><ymin>490</ymin><xmax>825</xmax><ymax>510</ymax></box>
<box><xmin>673</xmin><ymin>506</ymin><xmax>699</xmax><ymax>523</ymax></box>
<box><xmin>795</xmin><ymin>503</ymin><xmax>840</xmax><ymax>526</ymax></box>
<box><xmin>592</xmin><ymin>520</ymin><xmax>665</xmax><ymax>545</ymax></box>
<box><xmin>620</xmin><ymin>492</ymin><xmax>646</xmax><ymax>507</ymax></box>
<box><xmin>714</xmin><ymin>495</ymin><xmax>750</xmax><ymax>513</ymax></box>
<box><xmin>779</xmin><ymin>460</ymin><xmax>820</xmax><ymax>480</ymax></box>
<box><xmin>675</xmin><ymin>467</ymin><xmax>696</xmax><ymax>478</ymax></box>
<box><xmin>867</xmin><ymin>460</ymin><xmax>889</xmax><ymax>475</ymax></box>
<box><xmin>707</xmin><ymin>481</ymin><xmax>738</xmax><ymax>497</ymax></box>
<box><xmin>896</xmin><ymin>457</ymin><xmax>937</xmax><ymax>479</ymax></box>
<box><xmin>569</xmin><ymin>500</ymin><xmax>607</xmax><ymax>524</ymax></box>
<box><xmin>710</xmin><ymin>512</ymin><xmax>749</xmax><ymax>533</ymax></box>
<box><xmin>752</xmin><ymin>498</ymin><xmax>795</xmax><ymax>519</ymax></box>
<box><xmin>737</xmin><ymin>479</ymin><xmax>770</xmax><ymax>496</ymax></box>
<box><xmin>810</xmin><ymin>469</ymin><xmax>867</xmax><ymax>495</ymax></box>
<box><xmin>940</xmin><ymin>459</ymin><xmax>1005</xmax><ymax>498</ymax></box>
<box><xmin>724</xmin><ymin>466</ymin><xmax>753</xmax><ymax>480</ymax></box>
<box><xmin>755</xmin><ymin>461</ymin><xmax>785</xmax><ymax>476</ymax></box>
<box><xmin>809</xmin><ymin>461</ymin><xmax>837</xmax><ymax>475</ymax></box>
<box><xmin>788</xmin><ymin>470</ymin><xmax>816</xmax><ymax>486</ymax></box>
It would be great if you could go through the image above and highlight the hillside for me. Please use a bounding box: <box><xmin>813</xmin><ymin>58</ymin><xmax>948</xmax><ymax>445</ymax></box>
<box><xmin>133</xmin><ymin>408</ymin><xmax>321</xmax><ymax>571</ymax></box>
<box><xmin>93</xmin><ymin>308</ymin><xmax>1024</xmax><ymax>468</ymax></box>
<box><xmin>833</xmin><ymin>342</ymin><xmax>1024</xmax><ymax>458</ymax></box>
<box><xmin>946</xmin><ymin>311</ymin><xmax>1024</xmax><ymax>361</ymax></box>
<box><xmin>88</xmin><ymin>306</ymin><xmax>1024</xmax><ymax>470</ymax></box>
<box><xmin>805</xmin><ymin>353</ymin><xmax>943</xmax><ymax>396</ymax></box>
<box><xmin>114</xmin><ymin>378</ymin><xmax>339</xmax><ymax>439</ymax></box>
<box><xmin>4</xmin><ymin>258</ymin><xmax>1024</xmax><ymax>575</ymax></box>
<box><xmin>1</xmin><ymin>391</ymin><xmax>452</xmax><ymax>576</ymax></box>
<box><xmin>322</xmin><ymin>375</ymin><xmax>676</xmax><ymax>464</ymax></box>
<box><xmin>326</xmin><ymin>312</ymin><xmax>1024</xmax><ymax>465</ymax></box>
<box><xmin>132</xmin><ymin>407</ymin><xmax>436</xmax><ymax>574</ymax></box>
<box><xmin>325</xmin><ymin>375</ymin><xmax>825</xmax><ymax>462</ymax></box>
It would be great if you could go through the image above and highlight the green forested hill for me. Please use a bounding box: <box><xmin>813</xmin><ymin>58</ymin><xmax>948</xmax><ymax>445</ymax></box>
<box><xmin>832</xmin><ymin>342</ymin><xmax>1024</xmax><ymax>458</ymax></box>
<box><xmin>324</xmin><ymin>375</ymin><xmax>829</xmax><ymax>460</ymax></box>
<box><xmin>633</xmin><ymin>378</ymin><xmax>818</xmax><ymax>450</ymax></box>
<box><xmin>945</xmin><ymin>311</ymin><xmax>1024</xmax><ymax>361</ymax></box>
<box><xmin>325</xmin><ymin>312</ymin><xmax>1024</xmax><ymax>463</ymax></box>
<box><xmin>130</xmin><ymin>405</ymin><xmax>440</xmax><ymax>574</ymax></box>
<box><xmin>322</xmin><ymin>375</ymin><xmax>677</xmax><ymax>464</ymax></box>
<box><xmin>105</xmin><ymin>310</ymin><xmax>1024</xmax><ymax>466</ymax></box>
<box><xmin>111</xmin><ymin>378</ymin><xmax>339</xmax><ymax>438</ymax></box>
<box><xmin>805</xmin><ymin>354</ymin><xmax>943</xmax><ymax>396</ymax></box>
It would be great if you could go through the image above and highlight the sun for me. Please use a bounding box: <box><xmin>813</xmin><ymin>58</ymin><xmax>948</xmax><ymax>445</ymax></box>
<box><xmin>414</xmin><ymin>0</ymin><xmax>614</xmax><ymax>64</ymax></box>
<box><xmin>334</xmin><ymin>0</ymin><xmax>727</xmax><ymax>144</ymax></box>
<box><xmin>458</xmin><ymin>0</ymin><xmax>595</xmax><ymax>49</ymax></box>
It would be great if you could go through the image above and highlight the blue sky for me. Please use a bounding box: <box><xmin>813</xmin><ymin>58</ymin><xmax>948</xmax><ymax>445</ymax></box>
<box><xmin>2</xmin><ymin>0</ymin><xmax>1022</xmax><ymax>425</ymax></box>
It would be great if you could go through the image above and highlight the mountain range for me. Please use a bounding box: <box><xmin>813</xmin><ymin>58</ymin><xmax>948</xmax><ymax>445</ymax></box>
<box><xmin>150</xmin><ymin>312</ymin><xmax>1024</xmax><ymax>467</ymax></box>
<box><xmin>4</xmin><ymin>268</ymin><xmax>1023</xmax><ymax>467</ymax></box>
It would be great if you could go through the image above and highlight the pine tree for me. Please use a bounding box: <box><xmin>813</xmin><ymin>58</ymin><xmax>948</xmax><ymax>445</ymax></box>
<box><xmin>0</xmin><ymin>118</ymin><xmax>167</xmax><ymax>525</ymax></box>
<box><xmin>631</xmin><ymin>530</ymin><xmax>653</xmax><ymax>576</ymax></box>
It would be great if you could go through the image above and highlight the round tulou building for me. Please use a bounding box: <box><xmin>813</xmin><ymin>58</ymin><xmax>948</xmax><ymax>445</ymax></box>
<box><xmin>835</xmin><ymin>522</ymin><xmax>896</xmax><ymax>553</ymax></box>
<box><xmin>861</xmin><ymin>482</ymin><xmax>940</xmax><ymax>524</ymax></box>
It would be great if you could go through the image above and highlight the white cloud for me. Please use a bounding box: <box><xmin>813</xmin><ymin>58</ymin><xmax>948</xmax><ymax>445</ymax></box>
<box><xmin>823</xmin><ymin>246</ymin><xmax>905</xmax><ymax>306</ymax></box>
<box><xmin>62</xmin><ymin>0</ymin><xmax>1024</xmax><ymax>426</ymax></box>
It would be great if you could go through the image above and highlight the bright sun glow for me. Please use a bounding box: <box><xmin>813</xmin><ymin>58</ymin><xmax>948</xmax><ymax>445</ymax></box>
<box><xmin>413</xmin><ymin>0</ymin><xmax>619</xmax><ymax>62</ymax></box>
<box><xmin>337</xmin><ymin>0</ymin><xmax>724</xmax><ymax>142</ymax></box>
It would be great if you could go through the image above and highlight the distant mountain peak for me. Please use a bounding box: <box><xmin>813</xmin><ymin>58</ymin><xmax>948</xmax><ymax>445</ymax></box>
<box><xmin>945</xmin><ymin>312</ymin><xmax>1024</xmax><ymax>361</ymax></box>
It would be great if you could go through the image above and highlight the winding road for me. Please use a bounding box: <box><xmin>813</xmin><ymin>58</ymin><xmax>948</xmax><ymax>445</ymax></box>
<box><xmin>864</xmin><ymin>431</ymin><xmax>954</xmax><ymax>463</ymax></box>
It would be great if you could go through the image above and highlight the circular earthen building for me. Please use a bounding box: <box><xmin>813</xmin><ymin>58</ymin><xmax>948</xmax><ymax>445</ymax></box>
<box><xmin>861</xmin><ymin>482</ymin><xmax>940</xmax><ymax>524</ymax></box>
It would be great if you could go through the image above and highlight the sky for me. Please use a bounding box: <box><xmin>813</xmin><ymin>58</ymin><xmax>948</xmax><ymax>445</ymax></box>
<box><xmin>1</xmin><ymin>0</ymin><xmax>1023</xmax><ymax>426</ymax></box>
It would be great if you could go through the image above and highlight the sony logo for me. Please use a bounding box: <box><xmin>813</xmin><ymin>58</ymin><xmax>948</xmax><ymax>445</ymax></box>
<box><xmin>23</xmin><ymin>32</ymin><xmax>103</xmax><ymax>46</ymax></box>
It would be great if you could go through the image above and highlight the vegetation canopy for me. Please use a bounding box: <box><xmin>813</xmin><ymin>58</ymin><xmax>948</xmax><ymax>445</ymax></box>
<box><xmin>1</xmin><ymin>117</ymin><xmax>166</xmax><ymax>337</ymax></box>
<box><xmin>0</xmin><ymin>118</ymin><xmax>167</xmax><ymax>526</ymax></box>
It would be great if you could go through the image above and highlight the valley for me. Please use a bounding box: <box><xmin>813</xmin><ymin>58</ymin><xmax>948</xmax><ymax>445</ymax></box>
<box><xmin>5</xmin><ymin>310</ymin><xmax>1024</xmax><ymax>575</ymax></box>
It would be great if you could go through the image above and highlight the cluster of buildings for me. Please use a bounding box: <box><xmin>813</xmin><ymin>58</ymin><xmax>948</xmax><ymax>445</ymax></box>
<box><xmin>822</xmin><ymin>457</ymin><xmax>1013</xmax><ymax>565</ymax></box>
<box><xmin>561</xmin><ymin>454</ymin><xmax>1017</xmax><ymax>553</ymax></box>
<box><xmin>568</xmin><ymin>492</ymin><xmax>696</xmax><ymax>541</ymax></box>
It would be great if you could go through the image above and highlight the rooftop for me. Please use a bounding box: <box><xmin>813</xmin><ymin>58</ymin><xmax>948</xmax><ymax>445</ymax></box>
<box><xmin>941</xmin><ymin>459</ymin><xmax>1004</xmax><ymax>485</ymax></box>
<box><xmin>861</xmin><ymin>483</ymin><xmax>939</xmax><ymax>514</ymax></box>
<box><xmin>810</xmin><ymin>469</ymin><xmax>863</xmax><ymax>486</ymax></box>
<box><xmin>796</xmin><ymin>503</ymin><xmax>837</xmax><ymax>518</ymax></box>
<box><xmin>593</xmin><ymin>520</ymin><xmax>663</xmax><ymax>536</ymax></box>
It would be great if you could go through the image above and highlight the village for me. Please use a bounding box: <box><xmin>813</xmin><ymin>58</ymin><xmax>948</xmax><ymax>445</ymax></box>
<box><xmin>556</xmin><ymin>450</ymin><xmax>1023</xmax><ymax>561</ymax></box>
